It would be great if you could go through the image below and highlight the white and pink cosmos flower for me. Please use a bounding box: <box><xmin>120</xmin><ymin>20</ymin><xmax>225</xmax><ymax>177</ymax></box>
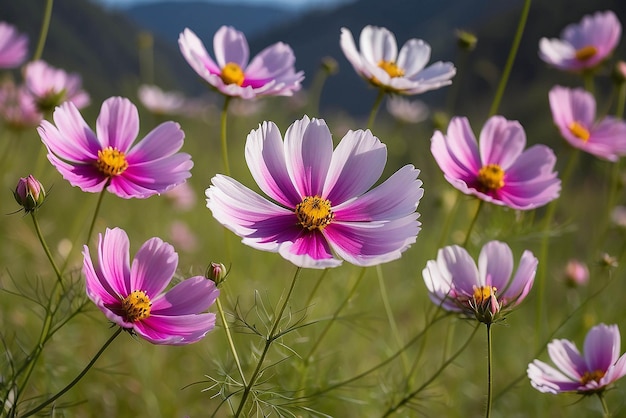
<box><xmin>24</xmin><ymin>60</ymin><xmax>90</xmax><ymax>111</ymax></box>
<box><xmin>528</xmin><ymin>324</ymin><xmax>626</xmax><ymax>394</ymax></box>
<box><xmin>431</xmin><ymin>116</ymin><xmax>561</xmax><ymax>210</ymax></box>
<box><xmin>138</xmin><ymin>84</ymin><xmax>186</xmax><ymax>115</ymax></box>
<box><xmin>549</xmin><ymin>85</ymin><xmax>626</xmax><ymax>161</ymax></box>
<box><xmin>83</xmin><ymin>227</ymin><xmax>219</xmax><ymax>345</ymax></box>
<box><xmin>179</xmin><ymin>26</ymin><xmax>304</xmax><ymax>99</ymax></box>
<box><xmin>206</xmin><ymin>116</ymin><xmax>424</xmax><ymax>269</ymax></box>
<box><xmin>340</xmin><ymin>25</ymin><xmax>456</xmax><ymax>95</ymax></box>
<box><xmin>423</xmin><ymin>241</ymin><xmax>537</xmax><ymax>324</ymax></box>
<box><xmin>37</xmin><ymin>97</ymin><xmax>193</xmax><ymax>199</ymax></box>
<box><xmin>539</xmin><ymin>10</ymin><xmax>621</xmax><ymax>72</ymax></box>
<box><xmin>0</xmin><ymin>21</ymin><xmax>28</xmax><ymax>69</ymax></box>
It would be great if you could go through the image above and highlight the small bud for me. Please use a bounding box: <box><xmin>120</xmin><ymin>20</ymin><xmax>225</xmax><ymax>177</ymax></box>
<box><xmin>456</xmin><ymin>29</ymin><xmax>477</xmax><ymax>51</ymax></box>
<box><xmin>321</xmin><ymin>56</ymin><xmax>339</xmax><ymax>75</ymax></box>
<box><xmin>612</xmin><ymin>60</ymin><xmax>626</xmax><ymax>84</ymax></box>
<box><xmin>599</xmin><ymin>253</ymin><xmax>618</xmax><ymax>269</ymax></box>
<box><xmin>206</xmin><ymin>262</ymin><xmax>228</xmax><ymax>286</ymax></box>
<box><xmin>14</xmin><ymin>175</ymin><xmax>45</xmax><ymax>213</ymax></box>
<box><xmin>564</xmin><ymin>259</ymin><xmax>589</xmax><ymax>287</ymax></box>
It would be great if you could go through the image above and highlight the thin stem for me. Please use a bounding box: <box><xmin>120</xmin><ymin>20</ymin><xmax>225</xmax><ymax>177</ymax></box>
<box><xmin>31</xmin><ymin>212</ymin><xmax>63</xmax><ymax>285</ymax></box>
<box><xmin>438</xmin><ymin>192</ymin><xmax>461</xmax><ymax>248</ymax></box>
<box><xmin>32</xmin><ymin>0</ymin><xmax>54</xmax><ymax>61</ymax></box>
<box><xmin>485</xmin><ymin>324</ymin><xmax>493</xmax><ymax>418</ymax></box>
<box><xmin>367</xmin><ymin>89</ymin><xmax>386</xmax><ymax>130</ymax></box>
<box><xmin>85</xmin><ymin>182</ymin><xmax>109</xmax><ymax>247</ymax></box>
<box><xmin>616</xmin><ymin>83</ymin><xmax>626</xmax><ymax>118</ymax></box>
<box><xmin>22</xmin><ymin>327</ymin><xmax>122</xmax><ymax>417</ymax></box>
<box><xmin>463</xmin><ymin>199</ymin><xmax>483</xmax><ymax>248</ymax></box>
<box><xmin>488</xmin><ymin>0</ymin><xmax>532</xmax><ymax>116</ymax></box>
<box><xmin>598</xmin><ymin>392</ymin><xmax>610</xmax><ymax>418</ymax></box>
<box><xmin>234</xmin><ymin>267</ymin><xmax>301</xmax><ymax>417</ymax></box>
<box><xmin>377</xmin><ymin>264</ymin><xmax>408</xmax><ymax>371</ymax></box>
<box><xmin>583</xmin><ymin>71</ymin><xmax>595</xmax><ymax>95</ymax></box>
<box><xmin>215</xmin><ymin>296</ymin><xmax>247</xmax><ymax>386</ymax></box>
<box><xmin>304</xmin><ymin>268</ymin><xmax>329</xmax><ymax>308</ymax></box>
<box><xmin>220</xmin><ymin>96</ymin><xmax>232</xmax><ymax>176</ymax></box>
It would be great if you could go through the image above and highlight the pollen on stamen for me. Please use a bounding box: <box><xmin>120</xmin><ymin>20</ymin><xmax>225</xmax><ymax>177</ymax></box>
<box><xmin>295</xmin><ymin>195</ymin><xmax>334</xmax><ymax>231</ymax></box>
<box><xmin>378</xmin><ymin>60</ymin><xmax>405</xmax><ymax>78</ymax></box>
<box><xmin>581</xmin><ymin>369</ymin><xmax>605</xmax><ymax>385</ymax></box>
<box><xmin>122</xmin><ymin>290</ymin><xmax>152</xmax><ymax>322</ymax></box>
<box><xmin>221</xmin><ymin>62</ymin><xmax>245</xmax><ymax>86</ymax></box>
<box><xmin>569</xmin><ymin>121</ymin><xmax>590</xmax><ymax>142</ymax></box>
<box><xmin>477</xmin><ymin>164</ymin><xmax>505</xmax><ymax>192</ymax></box>
<box><xmin>96</xmin><ymin>146</ymin><xmax>129</xmax><ymax>177</ymax></box>
<box><xmin>575</xmin><ymin>45</ymin><xmax>598</xmax><ymax>61</ymax></box>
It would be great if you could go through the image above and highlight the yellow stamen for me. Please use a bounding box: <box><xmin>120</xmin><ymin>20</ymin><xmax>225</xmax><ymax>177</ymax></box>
<box><xmin>378</xmin><ymin>60</ymin><xmax>405</xmax><ymax>78</ymax></box>
<box><xmin>295</xmin><ymin>196</ymin><xmax>334</xmax><ymax>231</ymax></box>
<box><xmin>575</xmin><ymin>45</ymin><xmax>598</xmax><ymax>61</ymax></box>
<box><xmin>221</xmin><ymin>62</ymin><xmax>245</xmax><ymax>86</ymax></box>
<box><xmin>122</xmin><ymin>290</ymin><xmax>152</xmax><ymax>322</ymax></box>
<box><xmin>581</xmin><ymin>369</ymin><xmax>605</xmax><ymax>385</ymax></box>
<box><xmin>96</xmin><ymin>146</ymin><xmax>129</xmax><ymax>176</ymax></box>
<box><xmin>569</xmin><ymin>121</ymin><xmax>590</xmax><ymax>142</ymax></box>
<box><xmin>478</xmin><ymin>164</ymin><xmax>505</xmax><ymax>191</ymax></box>
<box><xmin>472</xmin><ymin>285</ymin><xmax>497</xmax><ymax>304</ymax></box>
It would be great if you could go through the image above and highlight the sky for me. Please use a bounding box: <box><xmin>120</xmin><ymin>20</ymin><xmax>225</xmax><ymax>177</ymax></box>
<box><xmin>93</xmin><ymin>0</ymin><xmax>354</xmax><ymax>12</ymax></box>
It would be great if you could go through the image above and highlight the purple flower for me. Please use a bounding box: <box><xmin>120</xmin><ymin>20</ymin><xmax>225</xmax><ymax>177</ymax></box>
<box><xmin>528</xmin><ymin>324</ymin><xmax>626</xmax><ymax>394</ymax></box>
<box><xmin>179</xmin><ymin>26</ymin><xmax>304</xmax><ymax>99</ymax></box>
<box><xmin>206</xmin><ymin>116</ymin><xmax>423</xmax><ymax>269</ymax></box>
<box><xmin>37</xmin><ymin>97</ymin><xmax>193</xmax><ymax>199</ymax></box>
<box><xmin>0</xmin><ymin>22</ymin><xmax>28</xmax><ymax>69</ymax></box>
<box><xmin>24</xmin><ymin>60</ymin><xmax>90</xmax><ymax>111</ymax></box>
<box><xmin>0</xmin><ymin>80</ymin><xmax>43</xmax><ymax>131</ymax></box>
<box><xmin>340</xmin><ymin>25</ymin><xmax>456</xmax><ymax>95</ymax></box>
<box><xmin>549</xmin><ymin>85</ymin><xmax>626</xmax><ymax>162</ymax></box>
<box><xmin>539</xmin><ymin>11</ymin><xmax>621</xmax><ymax>72</ymax></box>
<box><xmin>83</xmin><ymin>227</ymin><xmax>219</xmax><ymax>345</ymax></box>
<box><xmin>431</xmin><ymin>116</ymin><xmax>561</xmax><ymax>210</ymax></box>
<box><xmin>423</xmin><ymin>241</ymin><xmax>537</xmax><ymax>324</ymax></box>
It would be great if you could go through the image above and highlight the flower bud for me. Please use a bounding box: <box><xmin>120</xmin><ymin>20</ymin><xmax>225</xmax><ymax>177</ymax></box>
<box><xmin>612</xmin><ymin>60</ymin><xmax>626</xmax><ymax>84</ymax></box>
<box><xmin>321</xmin><ymin>56</ymin><xmax>339</xmax><ymax>75</ymax></box>
<box><xmin>456</xmin><ymin>29</ymin><xmax>477</xmax><ymax>51</ymax></box>
<box><xmin>14</xmin><ymin>175</ymin><xmax>45</xmax><ymax>212</ymax></box>
<box><xmin>564</xmin><ymin>259</ymin><xmax>589</xmax><ymax>287</ymax></box>
<box><xmin>206</xmin><ymin>262</ymin><xmax>228</xmax><ymax>286</ymax></box>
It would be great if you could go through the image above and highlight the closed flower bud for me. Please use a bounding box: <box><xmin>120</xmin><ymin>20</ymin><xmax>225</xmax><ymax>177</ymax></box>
<box><xmin>456</xmin><ymin>29</ymin><xmax>477</xmax><ymax>51</ymax></box>
<box><xmin>564</xmin><ymin>259</ymin><xmax>589</xmax><ymax>287</ymax></box>
<box><xmin>206</xmin><ymin>262</ymin><xmax>228</xmax><ymax>285</ymax></box>
<box><xmin>14</xmin><ymin>175</ymin><xmax>45</xmax><ymax>212</ymax></box>
<box><xmin>613</xmin><ymin>61</ymin><xmax>626</xmax><ymax>84</ymax></box>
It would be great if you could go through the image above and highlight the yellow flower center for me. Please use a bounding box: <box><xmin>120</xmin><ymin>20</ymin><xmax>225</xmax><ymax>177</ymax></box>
<box><xmin>221</xmin><ymin>62</ymin><xmax>245</xmax><ymax>86</ymax></box>
<box><xmin>477</xmin><ymin>164</ymin><xmax>505</xmax><ymax>191</ymax></box>
<box><xmin>472</xmin><ymin>285</ymin><xmax>497</xmax><ymax>304</ymax></box>
<box><xmin>580</xmin><ymin>369</ymin><xmax>605</xmax><ymax>385</ymax></box>
<box><xmin>96</xmin><ymin>146</ymin><xmax>129</xmax><ymax>176</ymax></box>
<box><xmin>569</xmin><ymin>121</ymin><xmax>590</xmax><ymax>142</ymax></box>
<box><xmin>295</xmin><ymin>195</ymin><xmax>334</xmax><ymax>231</ymax></box>
<box><xmin>575</xmin><ymin>45</ymin><xmax>598</xmax><ymax>62</ymax></box>
<box><xmin>122</xmin><ymin>290</ymin><xmax>152</xmax><ymax>322</ymax></box>
<box><xmin>378</xmin><ymin>60</ymin><xmax>405</xmax><ymax>78</ymax></box>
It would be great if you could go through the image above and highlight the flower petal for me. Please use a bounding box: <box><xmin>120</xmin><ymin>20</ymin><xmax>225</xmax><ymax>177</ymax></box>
<box><xmin>135</xmin><ymin>312</ymin><xmax>216</xmax><ymax>345</ymax></box>
<box><xmin>547</xmin><ymin>338</ymin><xmax>586</xmax><ymax>381</ymax></box>
<box><xmin>528</xmin><ymin>359</ymin><xmax>580</xmax><ymax>394</ymax></box>
<box><xmin>277</xmin><ymin>230</ymin><xmax>342</xmax><ymax>269</ymax></box>
<box><xmin>126</xmin><ymin>121</ymin><xmax>185</xmax><ymax>164</ymax></box>
<box><xmin>129</xmin><ymin>236</ymin><xmax>177</xmax><ymax>297</ymax></box>
<box><xmin>97</xmin><ymin>227</ymin><xmax>132</xmax><ymax>296</ymax></box>
<box><xmin>500</xmin><ymin>250</ymin><xmax>537</xmax><ymax>306</ymax></box>
<box><xmin>213</xmin><ymin>25</ymin><xmax>249</xmax><ymax>68</ymax></box>
<box><xmin>96</xmin><ymin>97</ymin><xmax>139</xmax><ymax>152</ymax></box>
<box><xmin>479</xmin><ymin>116</ymin><xmax>526</xmax><ymax>169</ymax></box>
<box><xmin>431</xmin><ymin>117</ymin><xmax>481</xmax><ymax>182</ymax></box>
<box><xmin>583</xmin><ymin>323</ymin><xmax>621</xmax><ymax>373</ymax></box>
<box><xmin>477</xmin><ymin>241</ymin><xmax>513</xmax><ymax>289</ymax></box>
<box><xmin>397</xmin><ymin>39</ymin><xmax>430</xmax><ymax>76</ymax></box>
<box><xmin>152</xmin><ymin>276</ymin><xmax>219</xmax><ymax>315</ymax></box>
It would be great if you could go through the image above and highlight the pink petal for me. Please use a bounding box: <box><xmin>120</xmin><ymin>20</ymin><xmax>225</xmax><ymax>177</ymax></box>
<box><xmin>96</xmin><ymin>97</ymin><xmax>139</xmax><ymax>152</ymax></box>
<box><xmin>477</xmin><ymin>241</ymin><xmax>513</xmax><ymax>289</ymax></box>
<box><xmin>126</xmin><ymin>121</ymin><xmax>185</xmax><ymax>164</ymax></box>
<box><xmin>178</xmin><ymin>28</ymin><xmax>221</xmax><ymax>79</ymax></box>
<box><xmin>528</xmin><ymin>360</ymin><xmax>580</xmax><ymax>394</ymax></box>
<box><xmin>547</xmin><ymin>339</ymin><xmax>586</xmax><ymax>381</ymax></box>
<box><xmin>431</xmin><ymin>117</ymin><xmax>481</xmax><ymax>182</ymax></box>
<box><xmin>501</xmin><ymin>250</ymin><xmax>537</xmax><ymax>305</ymax></box>
<box><xmin>152</xmin><ymin>276</ymin><xmax>219</xmax><ymax>315</ymax></box>
<box><xmin>130</xmin><ymin>236</ymin><xmax>177</xmax><ymax>297</ymax></box>
<box><xmin>583</xmin><ymin>324</ymin><xmax>621</xmax><ymax>373</ymax></box>
<box><xmin>277</xmin><ymin>230</ymin><xmax>341</xmax><ymax>269</ymax></box>
<box><xmin>98</xmin><ymin>228</ymin><xmax>132</xmax><ymax>296</ymax></box>
<box><xmin>136</xmin><ymin>312</ymin><xmax>216</xmax><ymax>345</ymax></box>
<box><xmin>479</xmin><ymin>116</ymin><xmax>526</xmax><ymax>169</ymax></box>
<box><xmin>213</xmin><ymin>25</ymin><xmax>249</xmax><ymax>68</ymax></box>
<box><xmin>46</xmin><ymin>153</ymin><xmax>108</xmax><ymax>193</ymax></box>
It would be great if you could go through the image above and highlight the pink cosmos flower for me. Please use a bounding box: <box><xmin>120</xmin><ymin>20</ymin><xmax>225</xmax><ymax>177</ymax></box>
<box><xmin>539</xmin><ymin>11</ymin><xmax>621</xmax><ymax>72</ymax></box>
<box><xmin>386</xmin><ymin>95</ymin><xmax>429</xmax><ymax>124</ymax></box>
<box><xmin>138</xmin><ymin>84</ymin><xmax>186</xmax><ymax>115</ymax></box>
<box><xmin>24</xmin><ymin>60</ymin><xmax>90</xmax><ymax>111</ymax></box>
<box><xmin>422</xmin><ymin>241</ymin><xmax>537</xmax><ymax>324</ymax></box>
<box><xmin>83</xmin><ymin>227</ymin><xmax>218</xmax><ymax>345</ymax></box>
<box><xmin>0</xmin><ymin>80</ymin><xmax>43</xmax><ymax>130</ymax></box>
<box><xmin>37</xmin><ymin>96</ymin><xmax>193</xmax><ymax>199</ymax></box>
<box><xmin>178</xmin><ymin>26</ymin><xmax>304</xmax><ymax>99</ymax></box>
<box><xmin>0</xmin><ymin>22</ymin><xmax>28</xmax><ymax>68</ymax></box>
<box><xmin>431</xmin><ymin>116</ymin><xmax>561</xmax><ymax>210</ymax></box>
<box><xmin>340</xmin><ymin>25</ymin><xmax>456</xmax><ymax>95</ymax></box>
<box><xmin>564</xmin><ymin>259</ymin><xmax>589</xmax><ymax>287</ymax></box>
<box><xmin>549</xmin><ymin>85</ymin><xmax>626</xmax><ymax>162</ymax></box>
<box><xmin>528</xmin><ymin>324</ymin><xmax>626</xmax><ymax>394</ymax></box>
<box><xmin>206</xmin><ymin>116</ymin><xmax>424</xmax><ymax>269</ymax></box>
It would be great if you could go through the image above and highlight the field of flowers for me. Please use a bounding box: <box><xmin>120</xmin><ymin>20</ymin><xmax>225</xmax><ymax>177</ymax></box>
<box><xmin>2</xmin><ymin>2</ymin><xmax>626</xmax><ymax>417</ymax></box>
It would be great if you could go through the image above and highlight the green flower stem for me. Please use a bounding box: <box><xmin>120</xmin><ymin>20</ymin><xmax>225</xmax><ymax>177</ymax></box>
<box><xmin>304</xmin><ymin>268</ymin><xmax>329</xmax><ymax>308</ymax></box>
<box><xmin>377</xmin><ymin>264</ymin><xmax>409</xmax><ymax>372</ymax></box>
<box><xmin>234</xmin><ymin>267</ymin><xmax>301</xmax><ymax>417</ymax></box>
<box><xmin>463</xmin><ymin>199</ymin><xmax>483</xmax><ymax>248</ymax></box>
<box><xmin>31</xmin><ymin>211</ymin><xmax>63</xmax><ymax>285</ymax></box>
<box><xmin>488</xmin><ymin>0</ymin><xmax>531</xmax><ymax>116</ymax></box>
<box><xmin>22</xmin><ymin>327</ymin><xmax>122</xmax><ymax>417</ymax></box>
<box><xmin>215</xmin><ymin>296</ymin><xmax>247</xmax><ymax>386</ymax></box>
<box><xmin>598</xmin><ymin>392</ymin><xmax>610</xmax><ymax>418</ymax></box>
<box><xmin>220</xmin><ymin>96</ymin><xmax>232</xmax><ymax>176</ymax></box>
<box><xmin>535</xmin><ymin>147</ymin><xmax>579</xmax><ymax>347</ymax></box>
<box><xmin>382</xmin><ymin>323</ymin><xmax>480</xmax><ymax>417</ymax></box>
<box><xmin>485</xmin><ymin>323</ymin><xmax>493</xmax><ymax>418</ymax></box>
<box><xmin>32</xmin><ymin>0</ymin><xmax>54</xmax><ymax>61</ymax></box>
<box><xmin>583</xmin><ymin>71</ymin><xmax>595</xmax><ymax>94</ymax></box>
<box><xmin>367</xmin><ymin>89</ymin><xmax>386</xmax><ymax>130</ymax></box>
<box><xmin>85</xmin><ymin>182</ymin><xmax>109</xmax><ymax>248</ymax></box>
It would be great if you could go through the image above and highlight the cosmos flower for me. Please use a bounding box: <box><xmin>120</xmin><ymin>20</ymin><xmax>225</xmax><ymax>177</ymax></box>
<box><xmin>563</xmin><ymin>259</ymin><xmax>589</xmax><ymax>287</ymax></box>
<box><xmin>178</xmin><ymin>26</ymin><xmax>304</xmax><ymax>99</ymax></box>
<box><xmin>422</xmin><ymin>241</ymin><xmax>537</xmax><ymax>324</ymax></box>
<box><xmin>528</xmin><ymin>324</ymin><xmax>626</xmax><ymax>394</ymax></box>
<box><xmin>0</xmin><ymin>22</ymin><xmax>28</xmax><ymax>68</ymax></box>
<box><xmin>206</xmin><ymin>115</ymin><xmax>423</xmax><ymax>269</ymax></box>
<box><xmin>539</xmin><ymin>10</ymin><xmax>621</xmax><ymax>72</ymax></box>
<box><xmin>83</xmin><ymin>227</ymin><xmax>219</xmax><ymax>345</ymax></box>
<box><xmin>24</xmin><ymin>60</ymin><xmax>90</xmax><ymax>112</ymax></box>
<box><xmin>386</xmin><ymin>95</ymin><xmax>429</xmax><ymax>124</ymax></box>
<box><xmin>37</xmin><ymin>96</ymin><xmax>193</xmax><ymax>199</ymax></box>
<box><xmin>0</xmin><ymin>80</ymin><xmax>43</xmax><ymax>130</ymax></box>
<box><xmin>431</xmin><ymin>116</ymin><xmax>561</xmax><ymax>210</ymax></box>
<box><xmin>549</xmin><ymin>85</ymin><xmax>626</xmax><ymax>161</ymax></box>
<box><xmin>340</xmin><ymin>25</ymin><xmax>456</xmax><ymax>95</ymax></box>
<box><xmin>138</xmin><ymin>84</ymin><xmax>186</xmax><ymax>115</ymax></box>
